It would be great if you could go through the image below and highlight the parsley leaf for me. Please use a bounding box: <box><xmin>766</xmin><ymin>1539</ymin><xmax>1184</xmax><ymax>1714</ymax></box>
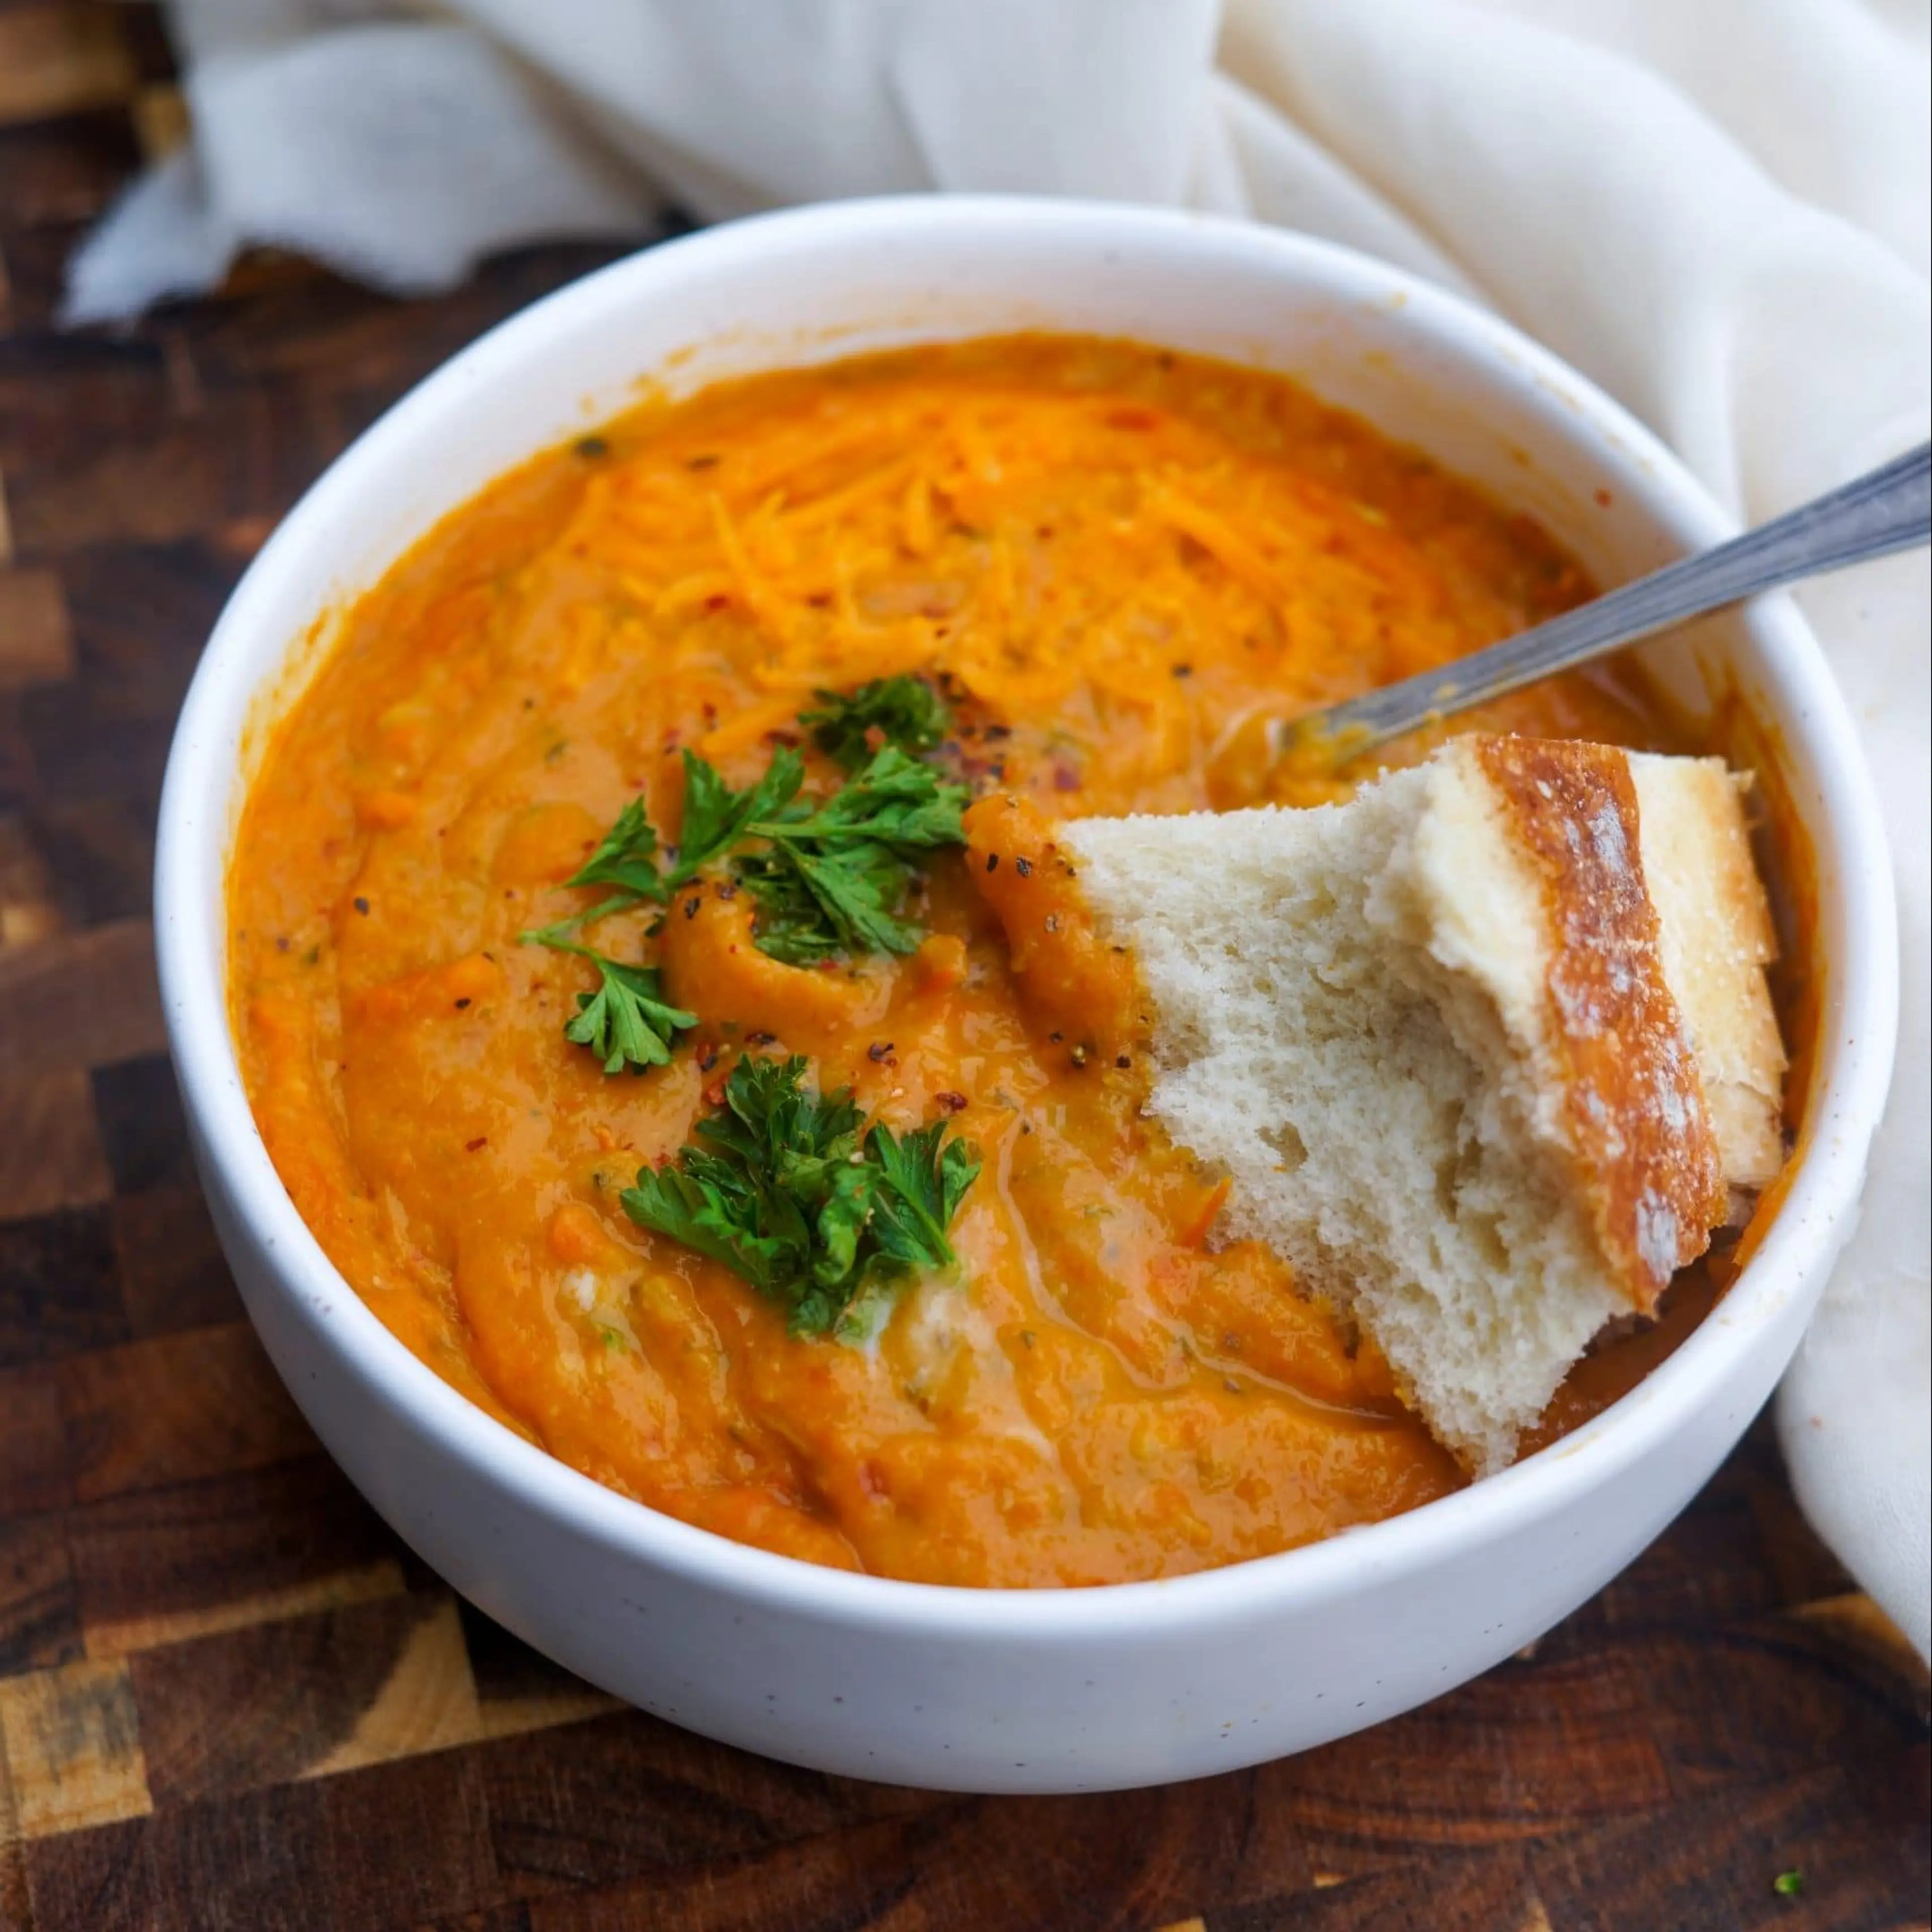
<box><xmin>734</xmin><ymin>838</ymin><xmax>923</xmax><ymax>961</ymax></box>
<box><xmin>692</xmin><ymin>1049</ymin><xmax>866</xmax><ymax>1181</ymax></box>
<box><xmin>757</xmin><ymin>744</ymin><xmax>969</xmax><ymax>849</ymax></box>
<box><xmin>736</xmin><ymin>745</ymin><xmax>969</xmax><ymax>961</ymax></box>
<box><xmin>531</xmin><ymin>937</ymin><xmax>695</xmax><ymax>1074</ymax></box>
<box><xmin>670</xmin><ymin>747</ymin><xmax>803</xmax><ymax>884</ymax></box>
<box><xmin>621</xmin><ymin>1054</ymin><xmax>982</xmax><ymax>1337</ymax></box>
<box><xmin>866</xmin><ymin>1120</ymin><xmax>981</xmax><ymax>1273</ymax></box>
<box><xmin>801</xmin><ymin>676</ymin><xmax>951</xmax><ymax>772</ymax></box>
<box><xmin>564</xmin><ymin>795</ymin><xmax>667</xmax><ymax>902</ymax></box>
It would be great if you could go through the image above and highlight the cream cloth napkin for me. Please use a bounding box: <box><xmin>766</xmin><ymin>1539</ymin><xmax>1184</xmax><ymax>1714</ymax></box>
<box><xmin>67</xmin><ymin>0</ymin><xmax>1931</xmax><ymax>1657</ymax></box>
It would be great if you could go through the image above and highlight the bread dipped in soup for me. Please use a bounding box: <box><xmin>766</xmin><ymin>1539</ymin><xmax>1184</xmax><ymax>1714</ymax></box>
<box><xmin>1053</xmin><ymin>736</ymin><xmax>1784</xmax><ymax>1476</ymax></box>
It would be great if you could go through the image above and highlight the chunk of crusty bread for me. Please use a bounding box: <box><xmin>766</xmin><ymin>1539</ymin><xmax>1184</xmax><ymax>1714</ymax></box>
<box><xmin>1062</xmin><ymin>736</ymin><xmax>1785</xmax><ymax>1475</ymax></box>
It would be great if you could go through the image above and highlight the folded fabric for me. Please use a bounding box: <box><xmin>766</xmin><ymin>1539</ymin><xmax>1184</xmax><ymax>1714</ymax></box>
<box><xmin>65</xmin><ymin>0</ymin><xmax>1931</xmax><ymax>1657</ymax></box>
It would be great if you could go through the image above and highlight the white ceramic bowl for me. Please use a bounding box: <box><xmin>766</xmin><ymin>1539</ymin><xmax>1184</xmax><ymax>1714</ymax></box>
<box><xmin>155</xmin><ymin>198</ymin><xmax>1897</xmax><ymax>1795</ymax></box>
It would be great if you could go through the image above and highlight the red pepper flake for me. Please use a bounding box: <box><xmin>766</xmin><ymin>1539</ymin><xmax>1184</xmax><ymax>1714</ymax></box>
<box><xmin>868</xmin><ymin>1040</ymin><xmax>896</xmax><ymax>1063</ymax></box>
<box><xmin>464</xmin><ymin>1137</ymin><xmax>488</xmax><ymax>1153</ymax></box>
<box><xmin>697</xmin><ymin>1044</ymin><xmax>720</xmax><ymax>1073</ymax></box>
<box><xmin>454</xmin><ymin>998</ymin><xmax>471</xmax><ymax>1010</ymax></box>
<box><xmin>745</xmin><ymin>1031</ymin><xmax>776</xmax><ymax>1048</ymax></box>
<box><xmin>352</xmin><ymin>897</ymin><xmax>370</xmax><ymax>915</ymax></box>
<box><xmin>1013</xmin><ymin>856</ymin><xmax>1033</xmax><ymax>878</ymax></box>
<box><xmin>1115</xmin><ymin>1054</ymin><xmax>1132</xmax><ymax>1069</ymax></box>
<box><xmin>934</xmin><ymin>1091</ymin><xmax>968</xmax><ymax>1113</ymax></box>
<box><xmin>1052</xmin><ymin>765</ymin><xmax>1081</xmax><ymax>793</ymax></box>
<box><xmin>985</xmin><ymin>852</ymin><xmax>1001</xmax><ymax>872</ymax></box>
<box><xmin>683</xmin><ymin>895</ymin><xmax>702</xmax><ymax>920</ymax></box>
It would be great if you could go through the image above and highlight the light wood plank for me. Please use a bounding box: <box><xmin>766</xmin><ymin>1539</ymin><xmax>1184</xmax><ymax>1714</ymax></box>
<box><xmin>0</xmin><ymin>1656</ymin><xmax>151</xmax><ymax>1839</ymax></box>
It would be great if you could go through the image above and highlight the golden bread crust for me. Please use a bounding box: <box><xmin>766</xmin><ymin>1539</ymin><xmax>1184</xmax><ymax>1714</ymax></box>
<box><xmin>1472</xmin><ymin>737</ymin><xmax>1728</xmax><ymax>1310</ymax></box>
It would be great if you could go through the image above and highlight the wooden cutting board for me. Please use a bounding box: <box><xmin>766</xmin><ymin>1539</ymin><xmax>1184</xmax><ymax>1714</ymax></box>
<box><xmin>0</xmin><ymin>9</ymin><xmax>1925</xmax><ymax>1928</ymax></box>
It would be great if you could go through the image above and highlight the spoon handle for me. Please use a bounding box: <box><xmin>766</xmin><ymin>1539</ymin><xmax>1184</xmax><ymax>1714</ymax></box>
<box><xmin>1293</xmin><ymin>440</ymin><xmax>1931</xmax><ymax>761</ymax></box>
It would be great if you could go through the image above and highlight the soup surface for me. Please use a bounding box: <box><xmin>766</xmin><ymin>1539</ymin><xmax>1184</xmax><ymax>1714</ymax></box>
<box><xmin>231</xmin><ymin>336</ymin><xmax>1706</xmax><ymax>1587</ymax></box>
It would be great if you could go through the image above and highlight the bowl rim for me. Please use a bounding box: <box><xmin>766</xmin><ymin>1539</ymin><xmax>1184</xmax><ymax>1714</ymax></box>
<box><xmin>154</xmin><ymin>194</ymin><xmax>1900</xmax><ymax>1637</ymax></box>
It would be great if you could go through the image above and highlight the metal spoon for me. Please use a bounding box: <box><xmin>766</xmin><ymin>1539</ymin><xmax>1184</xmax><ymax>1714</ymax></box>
<box><xmin>1276</xmin><ymin>440</ymin><xmax>1930</xmax><ymax>771</ymax></box>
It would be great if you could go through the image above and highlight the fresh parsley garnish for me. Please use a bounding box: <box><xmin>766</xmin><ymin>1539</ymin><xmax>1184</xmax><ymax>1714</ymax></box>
<box><xmin>757</xmin><ymin>745</ymin><xmax>968</xmax><ymax>849</ymax></box>
<box><xmin>621</xmin><ymin>1054</ymin><xmax>982</xmax><ymax>1337</ymax></box>
<box><xmin>735</xmin><ymin>745</ymin><xmax>969</xmax><ymax>962</ymax></box>
<box><xmin>669</xmin><ymin>747</ymin><xmax>804</xmax><ymax>884</ymax></box>
<box><xmin>535</xmin><ymin>939</ymin><xmax>695</xmax><ymax>1074</ymax></box>
<box><xmin>801</xmin><ymin>676</ymin><xmax>951</xmax><ymax>772</ymax></box>
<box><xmin>867</xmin><ymin>1117</ymin><xmax>983</xmax><ymax>1275</ymax></box>
<box><xmin>565</xmin><ymin>795</ymin><xmax>667</xmax><ymax>902</ymax></box>
<box><xmin>733</xmin><ymin>840</ymin><xmax>915</xmax><ymax>963</ymax></box>
<box><xmin>527</xmin><ymin>727</ymin><xmax>968</xmax><ymax>988</ymax></box>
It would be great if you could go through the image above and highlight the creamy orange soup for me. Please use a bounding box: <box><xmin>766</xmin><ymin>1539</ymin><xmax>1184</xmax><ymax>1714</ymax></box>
<box><xmin>230</xmin><ymin>336</ymin><xmax>1710</xmax><ymax>1587</ymax></box>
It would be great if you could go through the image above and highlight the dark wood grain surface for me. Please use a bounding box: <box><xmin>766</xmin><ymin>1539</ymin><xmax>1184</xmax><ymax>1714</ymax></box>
<box><xmin>0</xmin><ymin>8</ymin><xmax>1926</xmax><ymax>1929</ymax></box>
